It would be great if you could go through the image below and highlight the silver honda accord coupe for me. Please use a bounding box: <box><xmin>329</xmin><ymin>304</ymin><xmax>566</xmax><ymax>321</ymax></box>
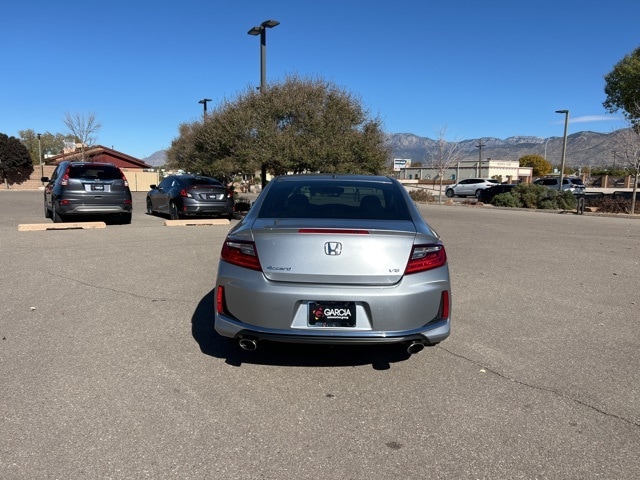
<box><xmin>214</xmin><ymin>174</ymin><xmax>451</xmax><ymax>354</ymax></box>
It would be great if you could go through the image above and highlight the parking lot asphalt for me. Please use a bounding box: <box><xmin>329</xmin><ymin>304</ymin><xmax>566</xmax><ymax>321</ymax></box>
<box><xmin>1</xmin><ymin>190</ymin><xmax>639</xmax><ymax>479</ymax></box>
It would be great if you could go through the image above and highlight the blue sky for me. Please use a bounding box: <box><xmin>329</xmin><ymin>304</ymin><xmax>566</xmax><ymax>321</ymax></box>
<box><xmin>1</xmin><ymin>0</ymin><xmax>638</xmax><ymax>159</ymax></box>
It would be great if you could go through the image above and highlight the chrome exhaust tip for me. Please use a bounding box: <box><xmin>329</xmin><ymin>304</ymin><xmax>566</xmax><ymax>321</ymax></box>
<box><xmin>406</xmin><ymin>341</ymin><xmax>425</xmax><ymax>355</ymax></box>
<box><xmin>238</xmin><ymin>338</ymin><xmax>258</xmax><ymax>351</ymax></box>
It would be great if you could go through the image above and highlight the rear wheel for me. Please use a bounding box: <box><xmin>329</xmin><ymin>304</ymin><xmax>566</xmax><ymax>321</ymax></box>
<box><xmin>120</xmin><ymin>212</ymin><xmax>132</xmax><ymax>224</ymax></box>
<box><xmin>445</xmin><ymin>189</ymin><xmax>454</xmax><ymax>198</ymax></box>
<box><xmin>169</xmin><ymin>201</ymin><xmax>180</xmax><ymax>220</ymax></box>
<box><xmin>52</xmin><ymin>207</ymin><xmax>65</xmax><ymax>223</ymax></box>
<box><xmin>146</xmin><ymin>198</ymin><xmax>154</xmax><ymax>216</ymax></box>
<box><xmin>44</xmin><ymin>204</ymin><xmax>52</xmax><ymax>219</ymax></box>
<box><xmin>475</xmin><ymin>189</ymin><xmax>482</xmax><ymax>199</ymax></box>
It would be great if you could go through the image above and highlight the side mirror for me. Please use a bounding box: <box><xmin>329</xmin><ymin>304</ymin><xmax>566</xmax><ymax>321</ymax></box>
<box><xmin>150</xmin><ymin>184</ymin><xmax>157</xmax><ymax>189</ymax></box>
<box><xmin>41</xmin><ymin>177</ymin><xmax>49</xmax><ymax>183</ymax></box>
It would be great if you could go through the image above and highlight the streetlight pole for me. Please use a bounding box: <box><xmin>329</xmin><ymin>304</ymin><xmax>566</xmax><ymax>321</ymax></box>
<box><xmin>544</xmin><ymin>138</ymin><xmax>551</xmax><ymax>160</ymax></box>
<box><xmin>475</xmin><ymin>139</ymin><xmax>485</xmax><ymax>177</ymax></box>
<box><xmin>198</xmin><ymin>98</ymin><xmax>212</xmax><ymax>120</ymax></box>
<box><xmin>37</xmin><ymin>133</ymin><xmax>43</xmax><ymax>184</ymax></box>
<box><xmin>248</xmin><ymin>19</ymin><xmax>279</xmax><ymax>190</ymax></box>
<box><xmin>555</xmin><ymin>110</ymin><xmax>569</xmax><ymax>191</ymax></box>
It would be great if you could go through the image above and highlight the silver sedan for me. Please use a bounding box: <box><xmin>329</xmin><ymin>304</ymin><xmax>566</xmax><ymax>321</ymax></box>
<box><xmin>214</xmin><ymin>174</ymin><xmax>451</xmax><ymax>354</ymax></box>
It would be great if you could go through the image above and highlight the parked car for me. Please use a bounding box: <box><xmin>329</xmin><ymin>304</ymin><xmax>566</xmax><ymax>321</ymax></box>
<box><xmin>214</xmin><ymin>174</ymin><xmax>451</xmax><ymax>354</ymax></box>
<box><xmin>445</xmin><ymin>178</ymin><xmax>500</xmax><ymax>198</ymax></box>
<box><xmin>41</xmin><ymin>161</ymin><xmax>132</xmax><ymax>224</ymax></box>
<box><xmin>146</xmin><ymin>174</ymin><xmax>234</xmax><ymax>220</ymax></box>
<box><xmin>477</xmin><ymin>184</ymin><xmax>517</xmax><ymax>203</ymax></box>
<box><xmin>533</xmin><ymin>177</ymin><xmax>586</xmax><ymax>194</ymax></box>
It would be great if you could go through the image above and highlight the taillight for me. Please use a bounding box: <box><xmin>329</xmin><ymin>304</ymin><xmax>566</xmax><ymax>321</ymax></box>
<box><xmin>121</xmin><ymin>171</ymin><xmax>129</xmax><ymax>187</ymax></box>
<box><xmin>440</xmin><ymin>290</ymin><xmax>450</xmax><ymax>320</ymax></box>
<box><xmin>227</xmin><ymin>189</ymin><xmax>234</xmax><ymax>199</ymax></box>
<box><xmin>60</xmin><ymin>167</ymin><xmax>70</xmax><ymax>186</ymax></box>
<box><xmin>180</xmin><ymin>188</ymin><xmax>193</xmax><ymax>198</ymax></box>
<box><xmin>404</xmin><ymin>244</ymin><xmax>447</xmax><ymax>274</ymax></box>
<box><xmin>216</xmin><ymin>286</ymin><xmax>226</xmax><ymax>314</ymax></box>
<box><xmin>221</xmin><ymin>239</ymin><xmax>261</xmax><ymax>271</ymax></box>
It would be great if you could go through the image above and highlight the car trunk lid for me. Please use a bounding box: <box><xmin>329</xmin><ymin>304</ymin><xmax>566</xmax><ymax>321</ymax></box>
<box><xmin>251</xmin><ymin>219</ymin><xmax>419</xmax><ymax>285</ymax></box>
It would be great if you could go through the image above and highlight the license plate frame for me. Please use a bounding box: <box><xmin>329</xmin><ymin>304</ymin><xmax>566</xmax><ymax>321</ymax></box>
<box><xmin>91</xmin><ymin>184</ymin><xmax>105</xmax><ymax>191</ymax></box>
<box><xmin>308</xmin><ymin>301</ymin><xmax>356</xmax><ymax>327</ymax></box>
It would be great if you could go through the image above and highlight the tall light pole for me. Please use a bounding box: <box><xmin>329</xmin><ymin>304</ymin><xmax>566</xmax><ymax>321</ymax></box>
<box><xmin>198</xmin><ymin>98</ymin><xmax>212</xmax><ymax>120</ymax></box>
<box><xmin>248</xmin><ymin>19</ymin><xmax>279</xmax><ymax>190</ymax></box>
<box><xmin>248</xmin><ymin>19</ymin><xmax>279</xmax><ymax>92</ymax></box>
<box><xmin>475</xmin><ymin>138</ymin><xmax>485</xmax><ymax>177</ymax></box>
<box><xmin>544</xmin><ymin>138</ymin><xmax>551</xmax><ymax>160</ymax></box>
<box><xmin>37</xmin><ymin>133</ymin><xmax>43</xmax><ymax>183</ymax></box>
<box><xmin>555</xmin><ymin>110</ymin><xmax>569</xmax><ymax>191</ymax></box>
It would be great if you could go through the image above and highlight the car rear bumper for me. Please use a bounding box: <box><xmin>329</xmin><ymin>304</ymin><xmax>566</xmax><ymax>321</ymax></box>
<box><xmin>58</xmin><ymin>204</ymin><xmax>132</xmax><ymax>215</ymax></box>
<box><xmin>214</xmin><ymin>263</ymin><xmax>451</xmax><ymax>346</ymax></box>
<box><xmin>182</xmin><ymin>201</ymin><xmax>234</xmax><ymax>216</ymax></box>
<box><xmin>215</xmin><ymin>313</ymin><xmax>450</xmax><ymax>346</ymax></box>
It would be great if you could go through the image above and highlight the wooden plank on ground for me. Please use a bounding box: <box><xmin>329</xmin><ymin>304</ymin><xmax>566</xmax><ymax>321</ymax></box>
<box><xmin>164</xmin><ymin>219</ymin><xmax>230</xmax><ymax>227</ymax></box>
<box><xmin>18</xmin><ymin>222</ymin><xmax>107</xmax><ymax>231</ymax></box>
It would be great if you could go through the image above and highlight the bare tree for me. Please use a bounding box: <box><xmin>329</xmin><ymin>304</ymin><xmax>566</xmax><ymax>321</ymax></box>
<box><xmin>430</xmin><ymin>127</ymin><xmax>462</xmax><ymax>203</ymax></box>
<box><xmin>63</xmin><ymin>112</ymin><xmax>102</xmax><ymax>160</ymax></box>
<box><xmin>613</xmin><ymin>126</ymin><xmax>640</xmax><ymax>215</ymax></box>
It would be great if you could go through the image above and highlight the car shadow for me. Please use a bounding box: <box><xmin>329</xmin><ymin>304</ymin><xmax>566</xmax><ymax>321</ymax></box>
<box><xmin>191</xmin><ymin>289</ymin><xmax>413</xmax><ymax>370</ymax></box>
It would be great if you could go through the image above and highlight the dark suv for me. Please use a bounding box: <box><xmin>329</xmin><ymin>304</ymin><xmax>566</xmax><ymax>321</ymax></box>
<box><xmin>41</xmin><ymin>161</ymin><xmax>133</xmax><ymax>224</ymax></box>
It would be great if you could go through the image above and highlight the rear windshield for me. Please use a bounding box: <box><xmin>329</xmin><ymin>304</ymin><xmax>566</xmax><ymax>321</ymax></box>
<box><xmin>258</xmin><ymin>180</ymin><xmax>412</xmax><ymax>220</ymax></box>
<box><xmin>182</xmin><ymin>177</ymin><xmax>224</xmax><ymax>187</ymax></box>
<box><xmin>68</xmin><ymin>165</ymin><xmax>122</xmax><ymax>180</ymax></box>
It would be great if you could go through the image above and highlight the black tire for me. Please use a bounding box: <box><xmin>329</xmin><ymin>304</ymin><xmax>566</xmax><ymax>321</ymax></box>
<box><xmin>475</xmin><ymin>189</ymin><xmax>482</xmax><ymax>199</ymax></box>
<box><xmin>120</xmin><ymin>212</ymin><xmax>132</xmax><ymax>224</ymax></box>
<box><xmin>44</xmin><ymin>204</ymin><xmax>52</xmax><ymax>219</ymax></box>
<box><xmin>52</xmin><ymin>207</ymin><xmax>65</xmax><ymax>223</ymax></box>
<box><xmin>445</xmin><ymin>189</ymin><xmax>454</xmax><ymax>198</ymax></box>
<box><xmin>169</xmin><ymin>201</ymin><xmax>180</xmax><ymax>220</ymax></box>
<box><xmin>146</xmin><ymin>198</ymin><xmax>154</xmax><ymax>216</ymax></box>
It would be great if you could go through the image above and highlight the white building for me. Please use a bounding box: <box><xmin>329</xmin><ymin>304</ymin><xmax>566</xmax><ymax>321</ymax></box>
<box><xmin>398</xmin><ymin>159</ymin><xmax>532</xmax><ymax>184</ymax></box>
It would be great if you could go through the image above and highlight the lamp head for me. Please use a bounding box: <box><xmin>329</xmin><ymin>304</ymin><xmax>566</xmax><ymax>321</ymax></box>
<box><xmin>248</xmin><ymin>19</ymin><xmax>279</xmax><ymax>35</ymax></box>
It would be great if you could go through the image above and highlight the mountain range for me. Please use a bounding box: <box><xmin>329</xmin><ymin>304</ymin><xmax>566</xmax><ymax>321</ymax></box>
<box><xmin>143</xmin><ymin>128</ymin><xmax>630</xmax><ymax>169</ymax></box>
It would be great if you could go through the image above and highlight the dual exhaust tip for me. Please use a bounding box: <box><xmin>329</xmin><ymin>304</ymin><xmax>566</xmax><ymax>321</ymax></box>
<box><xmin>238</xmin><ymin>337</ymin><xmax>426</xmax><ymax>355</ymax></box>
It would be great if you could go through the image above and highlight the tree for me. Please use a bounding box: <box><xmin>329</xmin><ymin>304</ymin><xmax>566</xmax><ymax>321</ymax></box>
<box><xmin>603</xmin><ymin>47</ymin><xmax>640</xmax><ymax>129</ymax></box>
<box><xmin>429</xmin><ymin>127</ymin><xmax>462</xmax><ymax>203</ymax></box>
<box><xmin>612</xmin><ymin>125</ymin><xmax>640</xmax><ymax>215</ymax></box>
<box><xmin>63</xmin><ymin>112</ymin><xmax>102</xmax><ymax>160</ymax></box>
<box><xmin>519</xmin><ymin>154</ymin><xmax>552</xmax><ymax>177</ymax></box>
<box><xmin>0</xmin><ymin>133</ymin><xmax>34</xmax><ymax>188</ymax></box>
<box><xmin>166</xmin><ymin>75</ymin><xmax>390</xmax><ymax>181</ymax></box>
<box><xmin>18</xmin><ymin>129</ymin><xmax>67</xmax><ymax>165</ymax></box>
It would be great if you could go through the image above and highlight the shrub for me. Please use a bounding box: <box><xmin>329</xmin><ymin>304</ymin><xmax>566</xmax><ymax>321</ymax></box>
<box><xmin>556</xmin><ymin>191</ymin><xmax>577</xmax><ymax>210</ymax></box>
<box><xmin>492</xmin><ymin>192</ymin><xmax>520</xmax><ymax>207</ymax></box>
<box><xmin>234</xmin><ymin>197</ymin><xmax>252</xmax><ymax>212</ymax></box>
<box><xmin>409</xmin><ymin>189</ymin><xmax>434</xmax><ymax>202</ymax></box>
<box><xmin>592</xmin><ymin>197</ymin><xmax>633</xmax><ymax>213</ymax></box>
<box><xmin>492</xmin><ymin>183</ymin><xmax>577</xmax><ymax>210</ymax></box>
